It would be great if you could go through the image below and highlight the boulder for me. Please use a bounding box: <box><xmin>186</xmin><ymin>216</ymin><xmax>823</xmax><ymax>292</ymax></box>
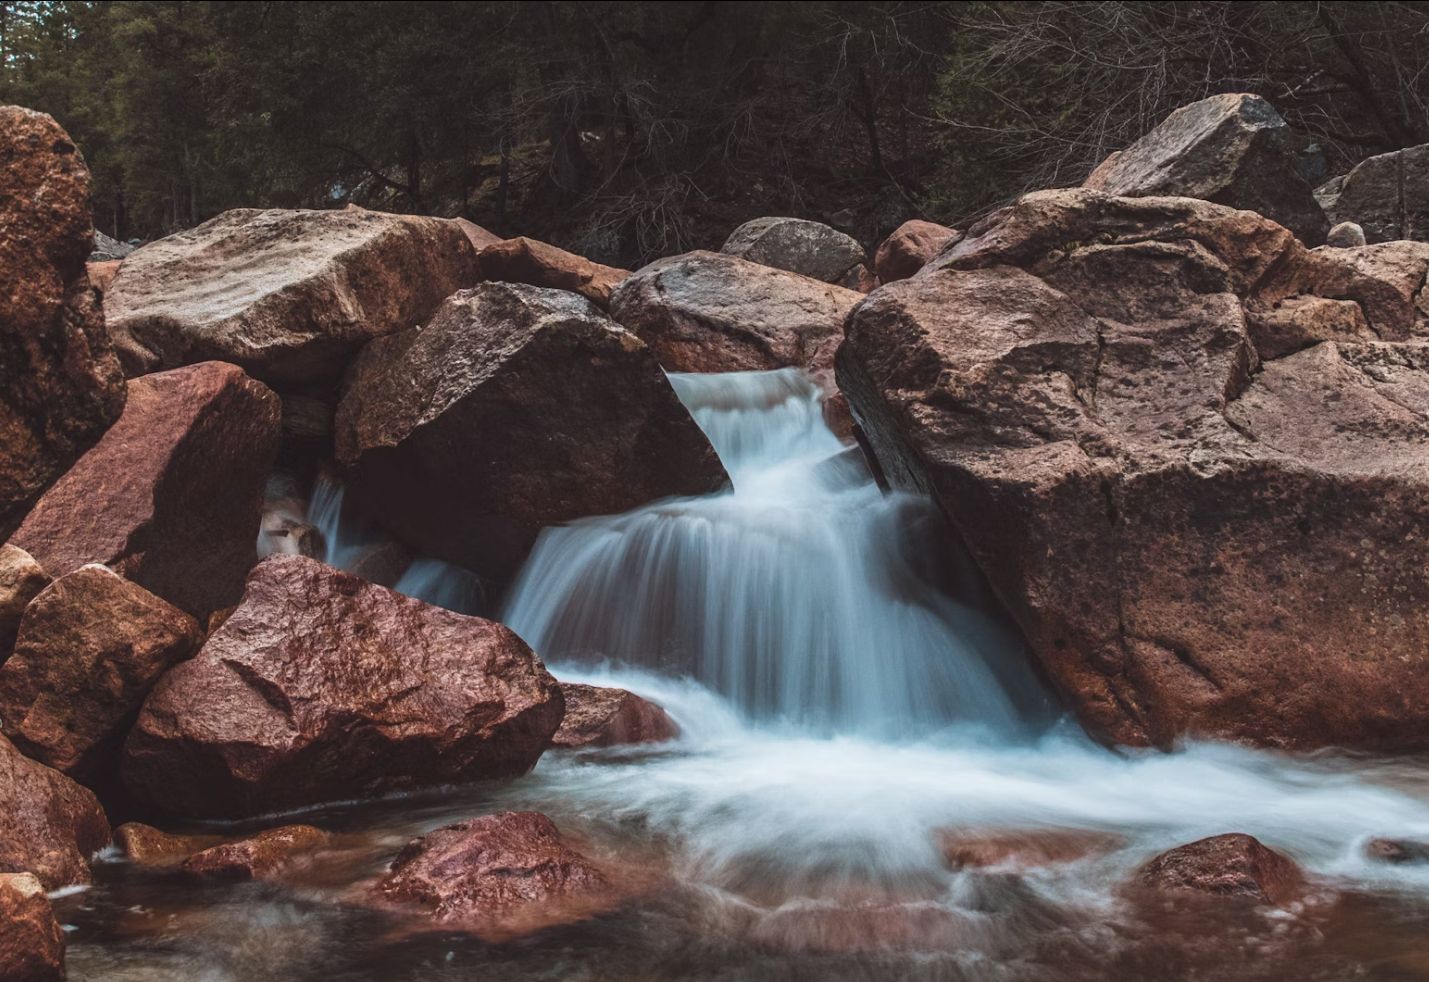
<box><xmin>1136</xmin><ymin>833</ymin><xmax>1305</xmax><ymax>906</ymax></box>
<box><xmin>1083</xmin><ymin>93</ymin><xmax>1327</xmax><ymax>243</ymax></box>
<box><xmin>371</xmin><ymin>811</ymin><xmax>620</xmax><ymax>938</ymax></box>
<box><xmin>335</xmin><ymin>283</ymin><xmax>727</xmax><ymax>581</ymax></box>
<box><xmin>10</xmin><ymin>362</ymin><xmax>281</xmax><ymax>619</ymax></box>
<box><xmin>122</xmin><ymin>555</ymin><xmax>564</xmax><ymax>818</ymax></box>
<box><xmin>180</xmin><ymin>825</ymin><xmax>331</xmax><ymax>881</ymax></box>
<box><xmin>552</xmin><ymin>683</ymin><xmax>680</xmax><ymax>749</ymax></box>
<box><xmin>0</xmin><ymin>733</ymin><xmax>111</xmax><ymax>888</ymax></box>
<box><xmin>873</xmin><ymin>219</ymin><xmax>958</xmax><ymax>283</ymax></box>
<box><xmin>103</xmin><ymin>207</ymin><xmax>480</xmax><ymax>383</ymax></box>
<box><xmin>839</xmin><ymin>189</ymin><xmax>1429</xmax><ymax>751</ymax></box>
<box><xmin>0</xmin><ymin>565</ymin><xmax>202</xmax><ymax>779</ymax></box>
<box><xmin>476</xmin><ymin>236</ymin><xmax>629</xmax><ymax>308</ymax></box>
<box><xmin>452</xmin><ymin>217</ymin><xmax>501</xmax><ymax>252</ymax></box>
<box><xmin>87</xmin><ymin>258</ymin><xmax>122</xmax><ymax>295</ymax></box>
<box><xmin>0</xmin><ymin>872</ymin><xmax>65</xmax><ymax>982</ymax></box>
<box><xmin>1320</xmin><ymin>143</ymin><xmax>1429</xmax><ymax>243</ymax></box>
<box><xmin>720</xmin><ymin>216</ymin><xmax>867</xmax><ymax>285</ymax></box>
<box><xmin>0</xmin><ymin>105</ymin><xmax>126</xmax><ymax>539</ymax></box>
<box><xmin>114</xmin><ymin>822</ymin><xmax>222</xmax><ymax>868</ymax></box>
<box><xmin>1326</xmin><ymin>221</ymin><xmax>1367</xmax><ymax>248</ymax></box>
<box><xmin>0</xmin><ymin>544</ymin><xmax>48</xmax><ymax>664</ymax></box>
<box><xmin>609</xmin><ymin>250</ymin><xmax>861</xmax><ymax>384</ymax></box>
<box><xmin>91</xmin><ymin>230</ymin><xmax>134</xmax><ymax>261</ymax></box>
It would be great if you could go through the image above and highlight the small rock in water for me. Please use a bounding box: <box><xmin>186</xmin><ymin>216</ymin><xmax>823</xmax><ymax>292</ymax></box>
<box><xmin>1365</xmin><ymin>837</ymin><xmax>1429</xmax><ymax>865</ymax></box>
<box><xmin>180</xmin><ymin>825</ymin><xmax>332</xmax><ymax>881</ymax></box>
<box><xmin>938</xmin><ymin>827</ymin><xmax>1122</xmax><ymax>871</ymax></box>
<box><xmin>0</xmin><ymin>872</ymin><xmax>66</xmax><ymax>982</ymax></box>
<box><xmin>114</xmin><ymin>822</ymin><xmax>224</xmax><ymax>869</ymax></box>
<box><xmin>1136</xmin><ymin>833</ymin><xmax>1306</xmax><ymax>906</ymax></box>
<box><xmin>552</xmin><ymin>683</ymin><xmax>679</xmax><ymax>749</ymax></box>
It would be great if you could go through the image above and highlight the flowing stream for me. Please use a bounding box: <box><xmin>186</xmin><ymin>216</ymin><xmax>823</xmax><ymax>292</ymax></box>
<box><xmin>65</xmin><ymin>369</ymin><xmax>1429</xmax><ymax>980</ymax></box>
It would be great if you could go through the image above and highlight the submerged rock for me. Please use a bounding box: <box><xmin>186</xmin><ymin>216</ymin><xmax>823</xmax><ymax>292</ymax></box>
<box><xmin>0</xmin><ymin>733</ymin><xmax>111</xmax><ymax>889</ymax></box>
<box><xmin>1137</xmin><ymin>833</ymin><xmax>1305</xmax><ymax>906</ymax></box>
<box><xmin>104</xmin><ymin>207</ymin><xmax>479</xmax><ymax>382</ymax></box>
<box><xmin>123</xmin><ymin>555</ymin><xmax>564</xmax><ymax>818</ymax></box>
<box><xmin>0</xmin><ymin>872</ymin><xmax>65</xmax><ymax>982</ymax></box>
<box><xmin>720</xmin><ymin>216</ymin><xmax>867</xmax><ymax>286</ymax></box>
<box><xmin>839</xmin><ymin>188</ymin><xmax>1429</xmax><ymax>752</ymax></box>
<box><xmin>0</xmin><ymin>545</ymin><xmax>49</xmax><ymax>664</ymax></box>
<box><xmin>873</xmin><ymin>219</ymin><xmax>958</xmax><ymax>283</ymax></box>
<box><xmin>0</xmin><ymin>105</ymin><xmax>126</xmax><ymax>539</ymax></box>
<box><xmin>1319</xmin><ymin>143</ymin><xmax>1429</xmax><ymax>243</ymax></box>
<box><xmin>335</xmin><ymin>282</ymin><xmax>727</xmax><ymax>581</ymax></box>
<box><xmin>180</xmin><ymin>825</ymin><xmax>332</xmax><ymax>881</ymax></box>
<box><xmin>1365</xmin><ymin>837</ymin><xmax>1429</xmax><ymax>865</ymax></box>
<box><xmin>10</xmin><ymin>362</ymin><xmax>281</xmax><ymax>619</ymax></box>
<box><xmin>1083</xmin><ymin>93</ymin><xmax>1327</xmax><ymax>243</ymax></box>
<box><xmin>476</xmin><ymin>236</ymin><xmax>629</xmax><ymax>308</ymax></box>
<box><xmin>113</xmin><ymin>822</ymin><xmax>223</xmax><ymax>868</ymax></box>
<box><xmin>552</xmin><ymin>683</ymin><xmax>680</xmax><ymax>748</ymax></box>
<box><xmin>938</xmin><ymin>828</ymin><xmax>1122</xmax><ymax>871</ymax></box>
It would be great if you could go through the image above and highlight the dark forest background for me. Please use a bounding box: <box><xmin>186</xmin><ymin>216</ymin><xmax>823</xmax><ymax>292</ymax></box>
<box><xmin>3</xmin><ymin>1</ymin><xmax>1428</xmax><ymax>265</ymax></box>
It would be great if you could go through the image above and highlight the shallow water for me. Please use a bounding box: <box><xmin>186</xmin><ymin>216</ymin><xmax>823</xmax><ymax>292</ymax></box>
<box><xmin>64</xmin><ymin>369</ymin><xmax>1429</xmax><ymax>980</ymax></box>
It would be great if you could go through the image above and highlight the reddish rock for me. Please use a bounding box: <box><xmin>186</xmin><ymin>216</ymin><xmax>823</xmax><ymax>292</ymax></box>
<box><xmin>104</xmin><ymin>207</ymin><xmax>479</xmax><ymax>383</ymax></box>
<box><xmin>839</xmin><ymin>189</ymin><xmax>1429</xmax><ymax>751</ymax></box>
<box><xmin>552</xmin><ymin>683</ymin><xmax>679</xmax><ymax>749</ymax></box>
<box><xmin>821</xmin><ymin>391</ymin><xmax>855</xmax><ymax>442</ymax></box>
<box><xmin>122</xmin><ymin>555</ymin><xmax>564</xmax><ymax>818</ymax></box>
<box><xmin>839</xmin><ymin>263</ymin><xmax>877</xmax><ymax>293</ymax></box>
<box><xmin>610</xmin><ymin>250</ymin><xmax>861</xmax><ymax>386</ymax></box>
<box><xmin>0</xmin><ymin>565</ymin><xmax>201</xmax><ymax>779</ymax></box>
<box><xmin>938</xmin><ymin>828</ymin><xmax>1122</xmax><ymax>870</ymax></box>
<box><xmin>0</xmin><ymin>734</ymin><xmax>110</xmax><ymax>889</ymax></box>
<box><xmin>87</xmin><ymin>258</ymin><xmax>123</xmax><ymax>295</ymax></box>
<box><xmin>1083</xmin><ymin>93</ymin><xmax>1327</xmax><ymax>243</ymax></box>
<box><xmin>11</xmin><ymin>362</ymin><xmax>281</xmax><ymax>618</ymax></box>
<box><xmin>1137</xmin><ymin>834</ymin><xmax>1306</xmax><ymax>906</ymax></box>
<box><xmin>335</xmin><ymin>283</ymin><xmax>727</xmax><ymax>581</ymax></box>
<box><xmin>0</xmin><ymin>105</ymin><xmax>126</xmax><ymax>539</ymax></box>
<box><xmin>180</xmin><ymin>825</ymin><xmax>331</xmax><ymax>881</ymax></box>
<box><xmin>373</xmin><ymin>811</ymin><xmax>619</xmax><ymax>938</ymax></box>
<box><xmin>453</xmin><ymin>217</ymin><xmax>501</xmax><ymax>252</ymax></box>
<box><xmin>873</xmin><ymin>219</ymin><xmax>958</xmax><ymax>283</ymax></box>
<box><xmin>720</xmin><ymin>216</ymin><xmax>867</xmax><ymax>286</ymax></box>
<box><xmin>476</xmin><ymin>236</ymin><xmax>629</xmax><ymax>308</ymax></box>
<box><xmin>0</xmin><ymin>544</ymin><xmax>48</xmax><ymax>664</ymax></box>
<box><xmin>114</xmin><ymin>822</ymin><xmax>223</xmax><ymax>868</ymax></box>
<box><xmin>0</xmin><ymin>872</ymin><xmax>65</xmax><ymax>982</ymax></box>
<box><xmin>1365</xmin><ymin>837</ymin><xmax>1429</xmax><ymax>865</ymax></box>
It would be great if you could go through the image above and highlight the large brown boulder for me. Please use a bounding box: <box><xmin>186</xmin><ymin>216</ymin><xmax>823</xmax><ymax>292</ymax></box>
<box><xmin>552</xmin><ymin>683</ymin><xmax>679</xmax><ymax>749</ymax></box>
<box><xmin>335</xmin><ymin>283</ymin><xmax>727</xmax><ymax>581</ymax></box>
<box><xmin>122</xmin><ymin>555</ymin><xmax>564</xmax><ymax>818</ymax></box>
<box><xmin>0</xmin><ymin>872</ymin><xmax>65</xmax><ymax>982</ymax></box>
<box><xmin>609</xmin><ymin>251</ymin><xmax>861</xmax><ymax>384</ymax></box>
<box><xmin>10</xmin><ymin>361</ymin><xmax>281</xmax><ymax>618</ymax></box>
<box><xmin>720</xmin><ymin>216</ymin><xmax>868</xmax><ymax>287</ymax></box>
<box><xmin>872</xmin><ymin>219</ymin><xmax>959</xmax><ymax>283</ymax></box>
<box><xmin>0</xmin><ymin>106</ymin><xmax>126</xmax><ymax>539</ymax></box>
<box><xmin>0</xmin><ymin>544</ymin><xmax>48</xmax><ymax>664</ymax></box>
<box><xmin>1083</xmin><ymin>93</ymin><xmax>1327</xmax><ymax>244</ymax></box>
<box><xmin>476</xmin><ymin>236</ymin><xmax>629</xmax><ymax>309</ymax></box>
<box><xmin>839</xmin><ymin>189</ymin><xmax>1429</xmax><ymax>751</ymax></box>
<box><xmin>1319</xmin><ymin>143</ymin><xmax>1429</xmax><ymax>244</ymax></box>
<box><xmin>371</xmin><ymin>811</ymin><xmax>620</xmax><ymax>938</ymax></box>
<box><xmin>1136</xmin><ymin>833</ymin><xmax>1306</xmax><ymax>906</ymax></box>
<box><xmin>0</xmin><ymin>733</ymin><xmax>110</xmax><ymax>888</ymax></box>
<box><xmin>0</xmin><ymin>565</ymin><xmax>201</xmax><ymax>780</ymax></box>
<box><xmin>104</xmin><ymin>207</ymin><xmax>479</xmax><ymax>383</ymax></box>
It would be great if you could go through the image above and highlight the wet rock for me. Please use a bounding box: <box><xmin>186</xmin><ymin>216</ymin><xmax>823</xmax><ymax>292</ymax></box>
<box><xmin>552</xmin><ymin>683</ymin><xmax>679</xmax><ymax>749</ymax></box>
<box><xmin>1320</xmin><ymin>143</ymin><xmax>1429</xmax><ymax>243</ymax></box>
<box><xmin>476</xmin><ymin>236</ymin><xmax>629</xmax><ymax>308</ymax></box>
<box><xmin>938</xmin><ymin>828</ymin><xmax>1122</xmax><ymax>870</ymax></box>
<box><xmin>1365</xmin><ymin>837</ymin><xmax>1429</xmax><ymax>865</ymax></box>
<box><xmin>1137</xmin><ymin>833</ymin><xmax>1306</xmax><ymax>906</ymax></box>
<box><xmin>873</xmin><ymin>219</ymin><xmax>958</xmax><ymax>283</ymax></box>
<box><xmin>610</xmin><ymin>250</ymin><xmax>860</xmax><ymax>384</ymax></box>
<box><xmin>114</xmin><ymin>822</ymin><xmax>222</xmax><ymax>868</ymax></box>
<box><xmin>104</xmin><ymin>207</ymin><xmax>479</xmax><ymax>383</ymax></box>
<box><xmin>335</xmin><ymin>283</ymin><xmax>727</xmax><ymax>581</ymax></box>
<box><xmin>123</xmin><ymin>555</ymin><xmax>564</xmax><ymax>818</ymax></box>
<box><xmin>0</xmin><ymin>105</ymin><xmax>126</xmax><ymax>539</ymax></box>
<box><xmin>821</xmin><ymin>391</ymin><xmax>856</xmax><ymax>442</ymax></box>
<box><xmin>1083</xmin><ymin>93</ymin><xmax>1327</xmax><ymax>243</ymax></box>
<box><xmin>0</xmin><ymin>872</ymin><xmax>65</xmax><ymax>982</ymax></box>
<box><xmin>839</xmin><ymin>188</ymin><xmax>1429</xmax><ymax>751</ymax></box>
<box><xmin>11</xmin><ymin>362</ymin><xmax>281</xmax><ymax>619</ymax></box>
<box><xmin>180</xmin><ymin>825</ymin><xmax>331</xmax><ymax>881</ymax></box>
<box><xmin>0</xmin><ymin>733</ymin><xmax>111</xmax><ymax>889</ymax></box>
<box><xmin>372</xmin><ymin>811</ymin><xmax>620</xmax><ymax>938</ymax></box>
<box><xmin>1326</xmin><ymin>221</ymin><xmax>1367</xmax><ymax>247</ymax></box>
<box><xmin>0</xmin><ymin>565</ymin><xmax>201</xmax><ymax>780</ymax></box>
<box><xmin>0</xmin><ymin>545</ymin><xmax>48</xmax><ymax>664</ymax></box>
<box><xmin>720</xmin><ymin>216</ymin><xmax>867</xmax><ymax>286</ymax></box>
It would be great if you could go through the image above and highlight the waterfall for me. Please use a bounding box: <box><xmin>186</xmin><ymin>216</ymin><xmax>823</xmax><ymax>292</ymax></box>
<box><xmin>503</xmin><ymin>369</ymin><xmax>1039</xmax><ymax>738</ymax></box>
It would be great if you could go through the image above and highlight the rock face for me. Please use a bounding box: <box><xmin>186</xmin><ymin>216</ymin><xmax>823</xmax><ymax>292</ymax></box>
<box><xmin>0</xmin><ymin>733</ymin><xmax>111</xmax><ymax>888</ymax></box>
<box><xmin>720</xmin><ymin>216</ymin><xmax>867</xmax><ymax>286</ymax></box>
<box><xmin>610</xmin><ymin>250</ymin><xmax>861</xmax><ymax>383</ymax></box>
<box><xmin>476</xmin><ymin>236</ymin><xmax>629</xmax><ymax>308</ymax></box>
<box><xmin>180</xmin><ymin>825</ymin><xmax>331</xmax><ymax>881</ymax></box>
<box><xmin>873</xmin><ymin>219</ymin><xmax>958</xmax><ymax>283</ymax></box>
<box><xmin>373</xmin><ymin>811</ymin><xmax>618</xmax><ymax>938</ymax></box>
<box><xmin>552</xmin><ymin>683</ymin><xmax>680</xmax><ymax>748</ymax></box>
<box><xmin>335</xmin><ymin>283</ymin><xmax>727</xmax><ymax>581</ymax></box>
<box><xmin>10</xmin><ymin>361</ymin><xmax>281</xmax><ymax>619</ymax></box>
<box><xmin>1137</xmin><ymin>833</ymin><xmax>1305</xmax><ymax>906</ymax></box>
<box><xmin>123</xmin><ymin>555</ymin><xmax>564</xmax><ymax>818</ymax></box>
<box><xmin>0</xmin><ymin>565</ymin><xmax>201</xmax><ymax>780</ymax></box>
<box><xmin>0</xmin><ymin>872</ymin><xmax>65</xmax><ymax>982</ymax></box>
<box><xmin>1083</xmin><ymin>93</ymin><xmax>1327</xmax><ymax>244</ymax></box>
<box><xmin>0</xmin><ymin>545</ymin><xmax>48</xmax><ymax>663</ymax></box>
<box><xmin>839</xmin><ymin>188</ymin><xmax>1429</xmax><ymax>751</ymax></box>
<box><xmin>0</xmin><ymin>105</ymin><xmax>126</xmax><ymax>539</ymax></box>
<box><xmin>1319</xmin><ymin>143</ymin><xmax>1429</xmax><ymax>243</ymax></box>
<box><xmin>103</xmin><ymin>207</ymin><xmax>479</xmax><ymax>382</ymax></box>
